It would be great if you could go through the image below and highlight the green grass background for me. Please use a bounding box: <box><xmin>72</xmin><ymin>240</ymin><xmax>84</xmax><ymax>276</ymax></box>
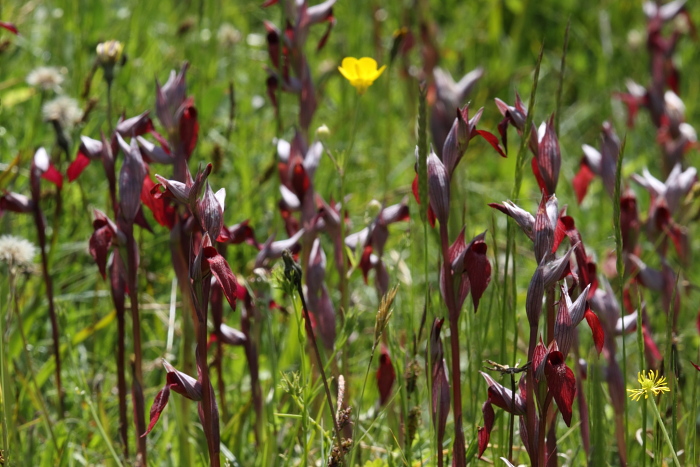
<box><xmin>1</xmin><ymin>0</ymin><xmax>699</xmax><ymax>465</ymax></box>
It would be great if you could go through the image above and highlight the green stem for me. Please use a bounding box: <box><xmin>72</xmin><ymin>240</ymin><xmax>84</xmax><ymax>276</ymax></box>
<box><xmin>0</xmin><ymin>271</ymin><xmax>13</xmax><ymax>462</ymax></box>
<box><xmin>13</xmin><ymin>286</ymin><xmax>60</xmax><ymax>453</ymax></box>
<box><xmin>648</xmin><ymin>398</ymin><xmax>681</xmax><ymax>467</ymax></box>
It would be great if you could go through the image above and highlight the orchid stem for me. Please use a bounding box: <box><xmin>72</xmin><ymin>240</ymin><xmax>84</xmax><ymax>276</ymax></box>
<box><xmin>439</xmin><ymin>222</ymin><xmax>466</xmax><ymax>467</ymax></box>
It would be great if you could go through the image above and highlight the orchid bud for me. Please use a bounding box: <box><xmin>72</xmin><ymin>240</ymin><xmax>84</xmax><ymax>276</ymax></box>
<box><xmin>117</xmin><ymin>135</ymin><xmax>146</xmax><ymax>223</ymax></box>
<box><xmin>534</xmin><ymin>194</ymin><xmax>557</xmax><ymax>264</ymax></box>
<box><xmin>427</xmin><ymin>151</ymin><xmax>450</xmax><ymax>225</ymax></box>
<box><xmin>197</xmin><ymin>182</ymin><xmax>224</xmax><ymax>241</ymax></box>
<box><xmin>532</xmin><ymin>115</ymin><xmax>561</xmax><ymax>196</ymax></box>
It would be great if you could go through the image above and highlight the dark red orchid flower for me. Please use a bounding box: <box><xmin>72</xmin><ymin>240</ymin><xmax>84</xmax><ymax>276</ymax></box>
<box><xmin>478</xmin><ymin>372</ymin><xmax>526</xmax><ymax>459</ymax></box>
<box><xmin>543</xmin><ymin>350</ymin><xmax>576</xmax><ymax>426</ymax></box>
<box><xmin>430</xmin><ymin>67</ymin><xmax>483</xmax><ymax>155</ymax></box>
<box><xmin>0</xmin><ymin>191</ymin><xmax>33</xmax><ymax>214</ymax></box>
<box><xmin>201</xmin><ymin>243</ymin><xmax>240</xmax><ymax>313</ymax></box>
<box><xmin>140</xmin><ymin>174</ymin><xmax>176</xmax><ymax>229</ymax></box>
<box><xmin>32</xmin><ymin>147</ymin><xmax>63</xmax><ymax>189</ymax></box>
<box><xmin>494</xmin><ymin>92</ymin><xmax>527</xmax><ymax>152</ymax></box>
<box><xmin>0</xmin><ymin>21</ymin><xmax>18</xmax><ymax>34</ymax></box>
<box><xmin>442</xmin><ymin>105</ymin><xmax>506</xmax><ymax>178</ymax></box>
<box><xmin>143</xmin><ymin>360</ymin><xmax>204</xmax><ymax>436</ymax></box>
<box><xmin>152</xmin><ymin>163</ymin><xmax>213</xmax><ymax>210</ymax></box>
<box><xmin>255</xmin><ymin>228</ymin><xmax>305</xmax><ymax>269</ymax></box>
<box><xmin>89</xmin><ymin>209</ymin><xmax>124</xmax><ymax>279</ymax></box>
<box><xmin>529</xmin><ymin>115</ymin><xmax>561</xmax><ymax>196</ymax></box>
<box><xmin>376</xmin><ymin>345</ymin><xmax>396</xmax><ymax>406</ymax></box>
<box><xmin>443</xmin><ymin>229</ymin><xmax>492</xmax><ymax>312</ymax></box>
<box><xmin>218</xmin><ymin>220</ymin><xmax>260</xmax><ymax>249</ymax></box>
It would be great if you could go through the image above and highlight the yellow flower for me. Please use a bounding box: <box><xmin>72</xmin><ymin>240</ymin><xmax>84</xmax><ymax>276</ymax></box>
<box><xmin>338</xmin><ymin>57</ymin><xmax>386</xmax><ymax>95</ymax></box>
<box><xmin>627</xmin><ymin>370</ymin><xmax>670</xmax><ymax>401</ymax></box>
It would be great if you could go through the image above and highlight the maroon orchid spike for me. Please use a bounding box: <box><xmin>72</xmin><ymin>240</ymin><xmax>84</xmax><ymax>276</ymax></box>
<box><xmin>411</xmin><ymin>173</ymin><xmax>437</xmax><ymax>227</ymax></box>
<box><xmin>526</xmin><ymin>263</ymin><xmax>546</xmax><ymax>327</ymax></box>
<box><xmin>32</xmin><ymin>147</ymin><xmax>63</xmax><ymax>189</ymax></box>
<box><xmin>573</xmin><ymin>121</ymin><xmax>620</xmax><ymax>203</ymax></box>
<box><xmin>154</xmin><ymin>64</ymin><xmax>199</xmax><ymax>163</ymax></box>
<box><xmin>0</xmin><ymin>191</ymin><xmax>33</xmax><ymax>214</ymax></box>
<box><xmin>344</xmin><ymin>199</ymin><xmax>409</xmax><ymax>295</ymax></box>
<box><xmin>197</xmin><ymin>183</ymin><xmax>225</xmax><ymax>241</ymax></box>
<box><xmin>441</xmin><ymin>227</ymin><xmax>471</xmax><ymax>311</ymax></box>
<box><xmin>614</xmin><ymin>79</ymin><xmax>649</xmax><ymax>128</ymax></box>
<box><xmin>117</xmin><ymin>135</ymin><xmax>147</xmax><ymax>224</ymax></box>
<box><xmin>376</xmin><ymin>345</ymin><xmax>396</xmax><ymax>406</ymax></box>
<box><xmin>0</xmin><ymin>21</ymin><xmax>18</xmax><ymax>34</ymax></box>
<box><xmin>430</xmin><ymin>67</ymin><xmax>483</xmax><ymax>155</ymax></box>
<box><xmin>553</xmin><ymin>284</ymin><xmax>592</xmax><ymax>358</ymax></box>
<box><xmin>632</xmin><ymin>163</ymin><xmax>697</xmax><ymax>216</ymax></box>
<box><xmin>533</xmin><ymin>194</ymin><xmax>558</xmax><ymax>264</ymax></box>
<box><xmin>202</xmin><ymin>244</ymin><xmax>240</xmax><ymax>313</ymax></box>
<box><xmin>143</xmin><ymin>360</ymin><xmax>203</xmax><ymax>437</ymax></box>
<box><xmin>620</xmin><ymin>191</ymin><xmax>640</xmax><ymax>254</ymax></box>
<box><xmin>427</xmin><ymin>151</ymin><xmax>450</xmax><ymax>225</ymax></box>
<box><xmin>116</xmin><ymin>111</ymin><xmax>155</xmax><ymax>137</ymax></box>
<box><xmin>544</xmin><ymin>350</ymin><xmax>576</xmax><ymax>426</ymax></box>
<box><xmin>428</xmin><ymin>318</ymin><xmax>450</xmax><ymax>466</ymax></box>
<box><xmin>255</xmin><ymin>228</ymin><xmax>305</xmax><ymax>268</ymax></box>
<box><xmin>442</xmin><ymin>106</ymin><xmax>505</xmax><ymax>178</ymax></box>
<box><xmin>494</xmin><ymin>92</ymin><xmax>527</xmax><ymax>152</ymax></box>
<box><xmin>68</xmin><ymin>136</ymin><xmax>103</xmax><ymax>181</ymax></box>
<box><xmin>89</xmin><ymin>209</ymin><xmax>123</xmax><ymax>279</ymax></box>
<box><xmin>477</xmin><ymin>372</ymin><xmax>526</xmax><ymax>459</ymax></box>
<box><xmin>529</xmin><ymin>115</ymin><xmax>561</xmax><ymax>196</ymax></box>
<box><xmin>136</xmin><ymin>135</ymin><xmax>173</xmax><ymax>165</ymax></box>
<box><xmin>152</xmin><ymin>163</ymin><xmax>213</xmax><ymax>209</ymax></box>
<box><xmin>140</xmin><ymin>175</ymin><xmax>176</xmax><ymax>229</ymax></box>
<box><xmin>305</xmin><ymin>238</ymin><xmax>336</xmax><ymax>348</ymax></box>
<box><xmin>488</xmin><ymin>200</ymin><xmax>535</xmax><ymax>240</ymax></box>
<box><xmin>480</xmin><ymin>372</ymin><xmax>527</xmax><ymax>415</ymax></box>
<box><xmin>556</xmin><ymin>216</ymin><xmax>595</xmax><ymax>293</ymax></box>
<box><xmin>218</xmin><ymin>220</ymin><xmax>260</xmax><ymax>249</ymax></box>
<box><xmin>212</xmin><ymin>323</ymin><xmax>247</xmax><ymax>346</ymax></box>
<box><xmin>264</xmin><ymin>0</ymin><xmax>336</xmax><ymax>51</ymax></box>
<box><xmin>452</xmin><ymin>231</ymin><xmax>492</xmax><ymax>311</ymax></box>
<box><xmin>155</xmin><ymin>63</ymin><xmax>189</xmax><ymax>133</ymax></box>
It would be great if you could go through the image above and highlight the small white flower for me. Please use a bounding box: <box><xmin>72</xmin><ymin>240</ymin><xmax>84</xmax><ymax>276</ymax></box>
<box><xmin>26</xmin><ymin>66</ymin><xmax>65</xmax><ymax>92</ymax></box>
<box><xmin>0</xmin><ymin>235</ymin><xmax>37</xmax><ymax>272</ymax></box>
<box><xmin>42</xmin><ymin>96</ymin><xmax>82</xmax><ymax>129</ymax></box>
<box><xmin>664</xmin><ymin>90</ymin><xmax>685</xmax><ymax>123</ymax></box>
<box><xmin>315</xmin><ymin>124</ymin><xmax>330</xmax><ymax>137</ymax></box>
<box><xmin>217</xmin><ymin>23</ymin><xmax>241</xmax><ymax>47</ymax></box>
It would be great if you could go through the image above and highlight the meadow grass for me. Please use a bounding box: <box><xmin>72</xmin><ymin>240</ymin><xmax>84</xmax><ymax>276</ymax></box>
<box><xmin>0</xmin><ymin>1</ymin><xmax>699</xmax><ymax>466</ymax></box>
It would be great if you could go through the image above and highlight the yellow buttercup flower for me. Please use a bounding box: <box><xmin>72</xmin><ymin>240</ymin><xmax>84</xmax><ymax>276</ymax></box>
<box><xmin>338</xmin><ymin>57</ymin><xmax>386</xmax><ymax>95</ymax></box>
<box><xmin>627</xmin><ymin>370</ymin><xmax>670</xmax><ymax>401</ymax></box>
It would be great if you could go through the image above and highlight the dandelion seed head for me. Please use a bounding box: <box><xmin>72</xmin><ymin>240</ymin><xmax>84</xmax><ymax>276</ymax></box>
<box><xmin>0</xmin><ymin>235</ymin><xmax>37</xmax><ymax>272</ymax></box>
<box><xmin>42</xmin><ymin>96</ymin><xmax>82</xmax><ymax>129</ymax></box>
<box><xmin>26</xmin><ymin>66</ymin><xmax>65</xmax><ymax>92</ymax></box>
<box><xmin>217</xmin><ymin>23</ymin><xmax>241</xmax><ymax>47</ymax></box>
